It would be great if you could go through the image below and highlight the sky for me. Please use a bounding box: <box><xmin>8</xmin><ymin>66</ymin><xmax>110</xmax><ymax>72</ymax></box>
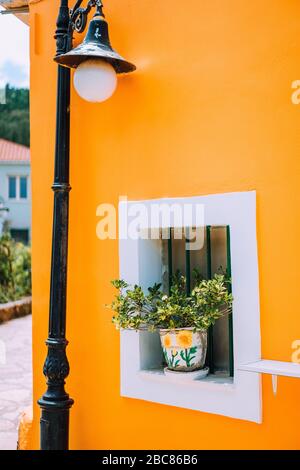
<box><xmin>0</xmin><ymin>7</ymin><xmax>29</xmax><ymax>88</ymax></box>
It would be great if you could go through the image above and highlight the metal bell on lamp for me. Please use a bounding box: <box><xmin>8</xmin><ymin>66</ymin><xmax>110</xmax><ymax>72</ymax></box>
<box><xmin>54</xmin><ymin>5</ymin><xmax>136</xmax><ymax>74</ymax></box>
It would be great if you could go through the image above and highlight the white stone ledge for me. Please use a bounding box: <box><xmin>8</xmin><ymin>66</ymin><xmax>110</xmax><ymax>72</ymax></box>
<box><xmin>239</xmin><ymin>360</ymin><xmax>300</xmax><ymax>378</ymax></box>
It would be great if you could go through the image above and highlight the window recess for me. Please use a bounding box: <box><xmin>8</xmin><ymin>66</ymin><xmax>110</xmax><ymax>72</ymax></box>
<box><xmin>119</xmin><ymin>192</ymin><xmax>261</xmax><ymax>422</ymax></box>
<box><xmin>162</xmin><ymin>226</ymin><xmax>234</xmax><ymax>378</ymax></box>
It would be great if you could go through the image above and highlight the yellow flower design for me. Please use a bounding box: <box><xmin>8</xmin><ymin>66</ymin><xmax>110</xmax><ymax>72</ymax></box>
<box><xmin>176</xmin><ymin>330</ymin><xmax>193</xmax><ymax>349</ymax></box>
<box><xmin>171</xmin><ymin>349</ymin><xmax>177</xmax><ymax>356</ymax></box>
<box><xmin>163</xmin><ymin>333</ymin><xmax>172</xmax><ymax>348</ymax></box>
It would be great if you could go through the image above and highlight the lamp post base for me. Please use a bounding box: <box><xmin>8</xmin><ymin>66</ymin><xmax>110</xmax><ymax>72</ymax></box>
<box><xmin>39</xmin><ymin>398</ymin><xmax>74</xmax><ymax>450</ymax></box>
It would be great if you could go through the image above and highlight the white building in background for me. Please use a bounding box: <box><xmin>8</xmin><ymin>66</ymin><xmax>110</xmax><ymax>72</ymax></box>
<box><xmin>0</xmin><ymin>138</ymin><xmax>31</xmax><ymax>243</ymax></box>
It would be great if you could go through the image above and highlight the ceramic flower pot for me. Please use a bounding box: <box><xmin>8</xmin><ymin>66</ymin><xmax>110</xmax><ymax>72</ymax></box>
<box><xmin>159</xmin><ymin>328</ymin><xmax>207</xmax><ymax>372</ymax></box>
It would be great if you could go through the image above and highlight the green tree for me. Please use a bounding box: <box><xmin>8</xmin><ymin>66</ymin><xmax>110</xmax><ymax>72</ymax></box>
<box><xmin>0</xmin><ymin>85</ymin><xmax>29</xmax><ymax>147</ymax></box>
<box><xmin>0</xmin><ymin>234</ymin><xmax>31</xmax><ymax>303</ymax></box>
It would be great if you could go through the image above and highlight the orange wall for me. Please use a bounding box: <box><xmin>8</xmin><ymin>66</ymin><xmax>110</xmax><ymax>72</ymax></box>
<box><xmin>29</xmin><ymin>0</ymin><xmax>300</xmax><ymax>449</ymax></box>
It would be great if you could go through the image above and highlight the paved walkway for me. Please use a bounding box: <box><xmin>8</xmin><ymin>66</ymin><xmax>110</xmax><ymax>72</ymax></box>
<box><xmin>0</xmin><ymin>315</ymin><xmax>32</xmax><ymax>450</ymax></box>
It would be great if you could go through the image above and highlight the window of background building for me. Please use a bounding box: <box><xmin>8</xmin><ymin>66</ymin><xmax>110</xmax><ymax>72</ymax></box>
<box><xmin>10</xmin><ymin>228</ymin><xmax>29</xmax><ymax>245</ymax></box>
<box><xmin>8</xmin><ymin>175</ymin><xmax>28</xmax><ymax>200</ymax></box>
<box><xmin>8</xmin><ymin>176</ymin><xmax>16</xmax><ymax>199</ymax></box>
<box><xmin>20</xmin><ymin>176</ymin><xmax>28</xmax><ymax>199</ymax></box>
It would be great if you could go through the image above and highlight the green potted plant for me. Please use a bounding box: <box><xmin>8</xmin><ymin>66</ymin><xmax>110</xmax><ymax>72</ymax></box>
<box><xmin>109</xmin><ymin>272</ymin><xmax>233</xmax><ymax>375</ymax></box>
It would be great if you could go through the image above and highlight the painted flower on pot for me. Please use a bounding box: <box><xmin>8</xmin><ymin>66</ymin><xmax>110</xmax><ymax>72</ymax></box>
<box><xmin>176</xmin><ymin>330</ymin><xmax>193</xmax><ymax>349</ymax></box>
<box><xmin>163</xmin><ymin>333</ymin><xmax>172</xmax><ymax>349</ymax></box>
<box><xmin>160</xmin><ymin>328</ymin><xmax>207</xmax><ymax>372</ymax></box>
<box><xmin>163</xmin><ymin>348</ymin><xmax>180</xmax><ymax>369</ymax></box>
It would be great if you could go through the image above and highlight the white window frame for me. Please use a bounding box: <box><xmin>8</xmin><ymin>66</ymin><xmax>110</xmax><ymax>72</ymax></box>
<box><xmin>119</xmin><ymin>191</ymin><xmax>262</xmax><ymax>423</ymax></box>
<box><xmin>7</xmin><ymin>175</ymin><xmax>29</xmax><ymax>201</ymax></box>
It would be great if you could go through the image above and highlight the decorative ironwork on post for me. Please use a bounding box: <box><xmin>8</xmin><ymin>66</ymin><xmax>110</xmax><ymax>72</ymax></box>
<box><xmin>38</xmin><ymin>0</ymin><xmax>73</xmax><ymax>451</ymax></box>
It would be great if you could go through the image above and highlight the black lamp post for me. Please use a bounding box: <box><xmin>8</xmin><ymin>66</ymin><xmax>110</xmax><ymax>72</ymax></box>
<box><xmin>0</xmin><ymin>202</ymin><xmax>9</xmax><ymax>215</ymax></box>
<box><xmin>0</xmin><ymin>202</ymin><xmax>9</xmax><ymax>236</ymax></box>
<box><xmin>38</xmin><ymin>0</ymin><xmax>135</xmax><ymax>450</ymax></box>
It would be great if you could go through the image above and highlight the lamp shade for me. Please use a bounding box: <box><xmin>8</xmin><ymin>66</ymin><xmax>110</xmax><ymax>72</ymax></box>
<box><xmin>55</xmin><ymin>14</ymin><xmax>136</xmax><ymax>74</ymax></box>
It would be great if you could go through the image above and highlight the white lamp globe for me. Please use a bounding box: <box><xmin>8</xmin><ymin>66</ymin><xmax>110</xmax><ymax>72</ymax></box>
<box><xmin>73</xmin><ymin>59</ymin><xmax>117</xmax><ymax>103</ymax></box>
